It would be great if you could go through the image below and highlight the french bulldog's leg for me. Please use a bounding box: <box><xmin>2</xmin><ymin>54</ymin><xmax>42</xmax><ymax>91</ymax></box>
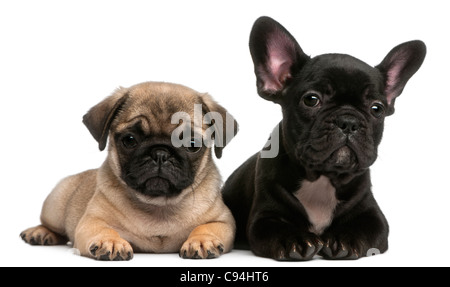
<box><xmin>180</xmin><ymin>222</ymin><xmax>233</xmax><ymax>259</ymax></box>
<box><xmin>320</xmin><ymin>208</ymin><xmax>388</xmax><ymax>260</ymax></box>
<box><xmin>249</xmin><ymin>217</ymin><xmax>323</xmax><ymax>261</ymax></box>
<box><xmin>20</xmin><ymin>225</ymin><xmax>67</xmax><ymax>246</ymax></box>
<box><xmin>74</xmin><ymin>219</ymin><xmax>133</xmax><ymax>261</ymax></box>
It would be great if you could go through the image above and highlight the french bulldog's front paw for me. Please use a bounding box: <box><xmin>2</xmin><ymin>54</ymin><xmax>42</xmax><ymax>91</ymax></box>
<box><xmin>320</xmin><ymin>237</ymin><xmax>361</xmax><ymax>260</ymax></box>
<box><xmin>180</xmin><ymin>235</ymin><xmax>225</xmax><ymax>259</ymax></box>
<box><xmin>274</xmin><ymin>234</ymin><xmax>323</xmax><ymax>261</ymax></box>
<box><xmin>88</xmin><ymin>237</ymin><xmax>133</xmax><ymax>261</ymax></box>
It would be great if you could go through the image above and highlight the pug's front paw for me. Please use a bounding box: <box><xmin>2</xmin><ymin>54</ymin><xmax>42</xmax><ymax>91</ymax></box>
<box><xmin>88</xmin><ymin>237</ymin><xmax>134</xmax><ymax>261</ymax></box>
<box><xmin>180</xmin><ymin>235</ymin><xmax>225</xmax><ymax>259</ymax></box>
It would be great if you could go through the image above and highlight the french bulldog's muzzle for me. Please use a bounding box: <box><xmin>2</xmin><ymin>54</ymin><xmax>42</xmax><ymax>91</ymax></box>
<box><xmin>298</xmin><ymin>108</ymin><xmax>377</xmax><ymax>177</ymax></box>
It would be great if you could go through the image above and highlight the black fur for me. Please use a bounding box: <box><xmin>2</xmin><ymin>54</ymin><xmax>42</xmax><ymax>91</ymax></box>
<box><xmin>222</xmin><ymin>16</ymin><xmax>426</xmax><ymax>260</ymax></box>
<box><xmin>114</xmin><ymin>121</ymin><xmax>205</xmax><ymax>198</ymax></box>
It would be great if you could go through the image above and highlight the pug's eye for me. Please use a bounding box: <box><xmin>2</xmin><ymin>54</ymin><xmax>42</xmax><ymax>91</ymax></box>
<box><xmin>302</xmin><ymin>93</ymin><xmax>321</xmax><ymax>108</ymax></box>
<box><xmin>186</xmin><ymin>138</ymin><xmax>202</xmax><ymax>153</ymax></box>
<box><xmin>370</xmin><ymin>103</ymin><xmax>385</xmax><ymax>118</ymax></box>
<box><xmin>122</xmin><ymin>135</ymin><xmax>138</xmax><ymax>149</ymax></box>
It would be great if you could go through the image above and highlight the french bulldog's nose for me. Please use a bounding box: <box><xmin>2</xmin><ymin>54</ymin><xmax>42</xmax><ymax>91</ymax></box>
<box><xmin>150</xmin><ymin>147</ymin><xmax>170</xmax><ymax>164</ymax></box>
<box><xmin>336</xmin><ymin>115</ymin><xmax>360</xmax><ymax>135</ymax></box>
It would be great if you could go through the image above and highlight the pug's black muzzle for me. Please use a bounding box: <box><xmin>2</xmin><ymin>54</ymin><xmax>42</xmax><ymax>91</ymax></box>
<box><xmin>122</xmin><ymin>144</ymin><xmax>194</xmax><ymax>198</ymax></box>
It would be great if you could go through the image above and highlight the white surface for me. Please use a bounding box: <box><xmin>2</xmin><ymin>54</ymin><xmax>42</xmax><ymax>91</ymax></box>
<box><xmin>1</xmin><ymin>0</ymin><xmax>449</xmax><ymax>267</ymax></box>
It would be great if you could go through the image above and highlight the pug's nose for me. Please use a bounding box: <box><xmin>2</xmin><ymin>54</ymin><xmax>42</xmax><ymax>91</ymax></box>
<box><xmin>336</xmin><ymin>115</ymin><xmax>360</xmax><ymax>135</ymax></box>
<box><xmin>150</xmin><ymin>148</ymin><xmax>170</xmax><ymax>164</ymax></box>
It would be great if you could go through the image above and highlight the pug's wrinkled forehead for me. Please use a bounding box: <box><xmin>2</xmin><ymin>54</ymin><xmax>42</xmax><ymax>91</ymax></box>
<box><xmin>113</xmin><ymin>82</ymin><xmax>209</xmax><ymax>135</ymax></box>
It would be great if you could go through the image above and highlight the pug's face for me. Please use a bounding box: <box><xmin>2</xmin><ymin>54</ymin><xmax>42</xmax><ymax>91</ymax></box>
<box><xmin>113</xmin><ymin>122</ymin><xmax>204</xmax><ymax>199</ymax></box>
<box><xmin>112</xmin><ymin>109</ymin><xmax>207</xmax><ymax>200</ymax></box>
<box><xmin>83</xmin><ymin>82</ymin><xmax>237</xmax><ymax>204</ymax></box>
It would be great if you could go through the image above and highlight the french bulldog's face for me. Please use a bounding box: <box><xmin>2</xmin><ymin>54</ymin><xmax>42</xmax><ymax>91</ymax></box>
<box><xmin>282</xmin><ymin>55</ymin><xmax>387</xmax><ymax>179</ymax></box>
<box><xmin>249</xmin><ymin>17</ymin><xmax>426</xmax><ymax>181</ymax></box>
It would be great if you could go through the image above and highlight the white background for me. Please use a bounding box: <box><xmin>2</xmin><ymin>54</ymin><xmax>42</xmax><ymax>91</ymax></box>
<box><xmin>1</xmin><ymin>0</ymin><xmax>449</xmax><ymax>267</ymax></box>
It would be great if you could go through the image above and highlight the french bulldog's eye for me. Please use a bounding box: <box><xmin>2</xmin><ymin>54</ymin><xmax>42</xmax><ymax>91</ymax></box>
<box><xmin>371</xmin><ymin>103</ymin><xmax>385</xmax><ymax>118</ymax></box>
<box><xmin>122</xmin><ymin>135</ymin><xmax>138</xmax><ymax>149</ymax></box>
<box><xmin>302</xmin><ymin>93</ymin><xmax>321</xmax><ymax>108</ymax></box>
<box><xmin>186</xmin><ymin>138</ymin><xmax>202</xmax><ymax>153</ymax></box>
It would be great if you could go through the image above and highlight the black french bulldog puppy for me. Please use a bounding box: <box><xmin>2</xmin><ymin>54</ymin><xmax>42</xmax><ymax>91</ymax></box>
<box><xmin>222</xmin><ymin>16</ymin><xmax>426</xmax><ymax>260</ymax></box>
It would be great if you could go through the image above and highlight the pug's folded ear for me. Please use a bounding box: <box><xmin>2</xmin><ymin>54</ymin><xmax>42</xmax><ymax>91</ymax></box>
<box><xmin>200</xmin><ymin>93</ymin><xmax>239</xmax><ymax>159</ymax></box>
<box><xmin>83</xmin><ymin>88</ymin><xmax>129</xmax><ymax>151</ymax></box>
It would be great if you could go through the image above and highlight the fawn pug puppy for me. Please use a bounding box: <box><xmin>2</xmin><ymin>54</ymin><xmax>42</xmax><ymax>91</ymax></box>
<box><xmin>21</xmin><ymin>82</ymin><xmax>237</xmax><ymax>260</ymax></box>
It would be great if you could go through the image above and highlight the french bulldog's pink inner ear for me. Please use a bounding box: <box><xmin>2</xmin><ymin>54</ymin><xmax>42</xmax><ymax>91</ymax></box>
<box><xmin>385</xmin><ymin>63</ymin><xmax>405</xmax><ymax>105</ymax></box>
<box><xmin>377</xmin><ymin>40</ymin><xmax>427</xmax><ymax>108</ymax></box>
<box><xmin>257</xmin><ymin>62</ymin><xmax>291</xmax><ymax>93</ymax></box>
<box><xmin>259</xmin><ymin>33</ymin><xmax>297</xmax><ymax>93</ymax></box>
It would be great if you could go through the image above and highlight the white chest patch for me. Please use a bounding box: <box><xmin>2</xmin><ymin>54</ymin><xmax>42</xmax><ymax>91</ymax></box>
<box><xmin>294</xmin><ymin>176</ymin><xmax>338</xmax><ymax>235</ymax></box>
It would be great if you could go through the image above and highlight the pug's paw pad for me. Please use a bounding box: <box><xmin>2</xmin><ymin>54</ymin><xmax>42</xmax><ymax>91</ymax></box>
<box><xmin>20</xmin><ymin>225</ymin><xmax>66</xmax><ymax>246</ymax></box>
<box><xmin>88</xmin><ymin>237</ymin><xmax>133</xmax><ymax>261</ymax></box>
<box><xmin>180</xmin><ymin>235</ymin><xmax>224</xmax><ymax>259</ymax></box>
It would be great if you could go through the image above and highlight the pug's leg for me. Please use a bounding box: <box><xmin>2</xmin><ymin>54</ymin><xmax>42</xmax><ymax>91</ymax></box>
<box><xmin>180</xmin><ymin>222</ymin><xmax>234</xmax><ymax>259</ymax></box>
<box><xmin>21</xmin><ymin>171</ymin><xmax>93</xmax><ymax>248</ymax></box>
<box><xmin>74</xmin><ymin>218</ymin><xmax>134</xmax><ymax>261</ymax></box>
<box><xmin>20</xmin><ymin>225</ymin><xmax>67</xmax><ymax>246</ymax></box>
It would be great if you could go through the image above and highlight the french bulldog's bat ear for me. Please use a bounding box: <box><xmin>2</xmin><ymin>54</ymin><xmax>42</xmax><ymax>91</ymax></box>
<box><xmin>83</xmin><ymin>88</ymin><xmax>129</xmax><ymax>151</ymax></box>
<box><xmin>376</xmin><ymin>40</ymin><xmax>426</xmax><ymax>115</ymax></box>
<box><xmin>200</xmin><ymin>93</ymin><xmax>239</xmax><ymax>159</ymax></box>
<box><xmin>249</xmin><ymin>16</ymin><xmax>310</xmax><ymax>103</ymax></box>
